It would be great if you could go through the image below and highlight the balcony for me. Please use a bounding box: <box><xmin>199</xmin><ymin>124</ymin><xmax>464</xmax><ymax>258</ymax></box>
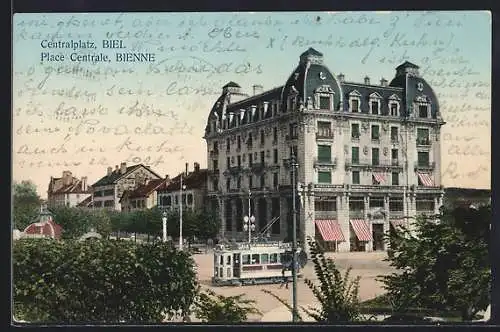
<box><xmin>209</xmin><ymin>149</ymin><xmax>219</xmax><ymax>157</ymax></box>
<box><xmin>414</xmin><ymin>161</ymin><xmax>435</xmax><ymax>171</ymax></box>
<box><xmin>314</xmin><ymin>157</ymin><xmax>337</xmax><ymax>168</ymax></box>
<box><xmin>416</xmin><ymin>137</ymin><xmax>431</xmax><ymax>146</ymax></box>
<box><xmin>250</xmin><ymin>162</ymin><xmax>266</xmax><ymax>173</ymax></box>
<box><xmin>224</xmin><ymin>166</ymin><xmax>242</xmax><ymax>175</ymax></box>
<box><xmin>345</xmin><ymin>158</ymin><xmax>403</xmax><ymax>170</ymax></box>
<box><xmin>285</xmin><ymin>134</ymin><xmax>299</xmax><ymax>140</ymax></box>
<box><xmin>315</xmin><ymin>211</ymin><xmax>337</xmax><ymax>219</ymax></box>
<box><xmin>349</xmin><ymin>210</ymin><xmax>364</xmax><ymax>218</ymax></box>
<box><xmin>316</xmin><ymin>131</ymin><xmax>334</xmax><ymax>139</ymax></box>
<box><xmin>351</xmin><ymin>135</ymin><xmax>360</xmax><ymax>142</ymax></box>
<box><xmin>208</xmin><ymin>169</ymin><xmax>220</xmax><ymax>176</ymax></box>
<box><xmin>390</xmin><ymin>136</ymin><xmax>399</xmax><ymax>144</ymax></box>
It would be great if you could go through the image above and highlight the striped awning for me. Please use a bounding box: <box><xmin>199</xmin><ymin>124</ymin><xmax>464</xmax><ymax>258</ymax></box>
<box><xmin>350</xmin><ymin>219</ymin><xmax>372</xmax><ymax>241</ymax></box>
<box><xmin>315</xmin><ymin>220</ymin><xmax>345</xmax><ymax>242</ymax></box>
<box><xmin>390</xmin><ymin>219</ymin><xmax>406</xmax><ymax>230</ymax></box>
<box><xmin>417</xmin><ymin>172</ymin><xmax>434</xmax><ymax>186</ymax></box>
<box><xmin>372</xmin><ymin>172</ymin><xmax>385</xmax><ymax>184</ymax></box>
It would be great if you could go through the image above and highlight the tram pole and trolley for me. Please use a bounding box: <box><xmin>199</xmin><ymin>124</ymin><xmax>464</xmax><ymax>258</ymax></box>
<box><xmin>243</xmin><ymin>190</ymin><xmax>256</xmax><ymax>244</ymax></box>
<box><xmin>290</xmin><ymin>155</ymin><xmax>299</xmax><ymax>322</ymax></box>
<box><xmin>179</xmin><ymin>174</ymin><xmax>186</xmax><ymax>251</ymax></box>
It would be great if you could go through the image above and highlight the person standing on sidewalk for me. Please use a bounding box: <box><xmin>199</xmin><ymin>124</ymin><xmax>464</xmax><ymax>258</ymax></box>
<box><xmin>279</xmin><ymin>266</ymin><xmax>289</xmax><ymax>289</ymax></box>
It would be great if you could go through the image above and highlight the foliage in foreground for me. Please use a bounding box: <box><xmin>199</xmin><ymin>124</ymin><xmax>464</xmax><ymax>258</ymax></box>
<box><xmin>193</xmin><ymin>289</ymin><xmax>261</xmax><ymax>323</ymax></box>
<box><xmin>13</xmin><ymin>239</ymin><xmax>198</xmax><ymax>323</ymax></box>
<box><xmin>13</xmin><ymin>180</ymin><xmax>41</xmax><ymax>230</ymax></box>
<box><xmin>262</xmin><ymin>238</ymin><xmax>361</xmax><ymax>323</ymax></box>
<box><xmin>380</xmin><ymin>205</ymin><xmax>491</xmax><ymax>321</ymax></box>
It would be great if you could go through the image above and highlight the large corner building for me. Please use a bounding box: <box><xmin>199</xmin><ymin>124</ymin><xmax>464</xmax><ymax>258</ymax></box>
<box><xmin>203</xmin><ymin>48</ymin><xmax>445</xmax><ymax>252</ymax></box>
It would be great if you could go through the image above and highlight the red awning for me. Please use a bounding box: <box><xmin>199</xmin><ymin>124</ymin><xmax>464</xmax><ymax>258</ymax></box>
<box><xmin>417</xmin><ymin>172</ymin><xmax>434</xmax><ymax>186</ymax></box>
<box><xmin>372</xmin><ymin>172</ymin><xmax>385</xmax><ymax>184</ymax></box>
<box><xmin>390</xmin><ymin>219</ymin><xmax>406</xmax><ymax>230</ymax></box>
<box><xmin>315</xmin><ymin>220</ymin><xmax>345</xmax><ymax>242</ymax></box>
<box><xmin>350</xmin><ymin>219</ymin><xmax>372</xmax><ymax>241</ymax></box>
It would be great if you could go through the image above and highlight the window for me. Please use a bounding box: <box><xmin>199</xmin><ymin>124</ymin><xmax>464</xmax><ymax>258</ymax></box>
<box><xmin>251</xmin><ymin>254</ymin><xmax>260</xmax><ymax>264</ymax></box>
<box><xmin>290</xmin><ymin>145</ymin><xmax>298</xmax><ymax>158</ymax></box>
<box><xmin>317</xmin><ymin>121</ymin><xmax>332</xmax><ymax>138</ymax></box>
<box><xmin>352</xmin><ymin>171</ymin><xmax>360</xmax><ymax>184</ymax></box>
<box><xmin>249</xmin><ymin>175</ymin><xmax>253</xmax><ymax>188</ymax></box>
<box><xmin>273</xmin><ymin>149</ymin><xmax>278</xmax><ymax>164</ymax></box>
<box><xmin>226</xmin><ymin>157</ymin><xmax>230</xmax><ymax>168</ymax></box>
<box><xmin>213</xmin><ymin>159</ymin><xmax>218</xmax><ymax>170</ymax></box>
<box><xmin>260</xmin><ymin>130</ymin><xmax>265</xmax><ymax>145</ymax></box>
<box><xmin>419</xmin><ymin>104</ymin><xmax>429</xmax><ymax>118</ymax></box>
<box><xmin>372</xmin><ymin>148</ymin><xmax>379</xmax><ymax>166</ymax></box>
<box><xmin>261</xmin><ymin>254</ymin><xmax>269</xmax><ymax>264</ymax></box>
<box><xmin>260</xmin><ymin>151</ymin><xmax>265</xmax><ymax>164</ymax></box>
<box><xmin>247</xmin><ymin>133</ymin><xmax>253</xmax><ymax>148</ymax></box>
<box><xmin>418</xmin><ymin>151</ymin><xmax>429</xmax><ymax>167</ymax></box>
<box><xmin>351</xmin><ymin>123</ymin><xmax>360</xmax><ymax>139</ymax></box>
<box><xmin>175</xmin><ymin>195</ymin><xmax>178</xmax><ymax>205</ymax></box>
<box><xmin>187</xmin><ymin>194</ymin><xmax>193</xmax><ymax>205</ymax></box>
<box><xmin>317</xmin><ymin>145</ymin><xmax>331</xmax><ymax>163</ymax></box>
<box><xmin>351</xmin><ymin>147</ymin><xmax>359</xmax><ymax>164</ymax></box>
<box><xmin>213</xmin><ymin>141</ymin><xmax>218</xmax><ymax>152</ymax></box>
<box><xmin>417</xmin><ymin>128</ymin><xmax>430</xmax><ymax>145</ymax></box>
<box><xmin>248</xmin><ymin>153</ymin><xmax>253</xmax><ymax>166</ymax></box>
<box><xmin>390</xmin><ymin>127</ymin><xmax>398</xmax><ymax>142</ymax></box>
<box><xmin>371</xmin><ymin>100</ymin><xmax>379</xmax><ymax>115</ymax></box>
<box><xmin>391</xmin><ymin>149</ymin><xmax>398</xmax><ymax>165</ymax></box>
<box><xmin>390</xmin><ymin>103</ymin><xmax>398</xmax><ymax>116</ymax></box>
<box><xmin>371</xmin><ymin>125</ymin><xmax>380</xmax><ymax>140</ymax></box>
<box><xmin>270</xmin><ymin>253</ymin><xmax>278</xmax><ymax>263</ymax></box>
<box><xmin>165</xmin><ymin>196</ymin><xmax>172</xmax><ymax>206</ymax></box>
<box><xmin>315</xmin><ymin>200</ymin><xmax>337</xmax><ymax>211</ymax></box>
<box><xmin>237</xmin><ymin>155</ymin><xmax>241</xmax><ymax>167</ymax></box>
<box><xmin>226</xmin><ymin>138</ymin><xmax>230</xmax><ymax>151</ymax></box>
<box><xmin>273</xmin><ymin>127</ymin><xmax>278</xmax><ymax>142</ymax></box>
<box><xmin>242</xmin><ymin>254</ymin><xmax>251</xmax><ymax>264</ymax></box>
<box><xmin>392</xmin><ymin>172</ymin><xmax>399</xmax><ymax>185</ymax></box>
<box><xmin>273</xmin><ymin>173</ymin><xmax>279</xmax><ymax>188</ymax></box>
<box><xmin>226</xmin><ymin>178</ymin><xmax>231</xmax><ymax>191</ymax></box>
<box><xmin>318</xmin><ymin>171</ymin><xmax>332</xmax><ymax>184</ymax></box>
<box><xmin>289</xmin><ymin>122</ymin><xmax>298</xmax><ymax>139</ymax></box>
<box><xmin>237</xmin><ymin>177</ymin><xmax>241</xmax><ymax>189</ymax></box>
<box><xmin>319</xmin><ymin>96</ymin><xmax>330</xmax><ymax>110</ymax></box>
<box><xmin>237</xmin><ymin>136</ymin><xmax>241</xmax><ymax>150</ymax></box>
<box><xmin>351</xmin><ymin>99</ymin><xmax>359</xmax><ymax>112</ymax></box>
<box><xmin>260</xmin><ymin>174</ymin><xmax>265</xmax><ymax>188</ymax></box>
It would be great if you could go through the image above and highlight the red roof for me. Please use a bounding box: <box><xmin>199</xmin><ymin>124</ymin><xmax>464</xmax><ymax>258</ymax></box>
<box><xmin>128</xmin><ymin>178</ymin><xmax>169</xmax><ymax>199</ymax></box>
<box><xmin>23</xmin><ymin>217</ymin><xmax>63</xmax><ymax>239</ymax></box>
<box><xmin>162</xmin><ymin>169</ymin><xmax>208</xmax><ymax>192</ymax></box>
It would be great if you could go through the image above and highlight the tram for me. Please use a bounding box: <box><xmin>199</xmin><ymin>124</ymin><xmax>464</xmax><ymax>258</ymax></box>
<box><xmin>212</xmin><ymin>240</ymin><xmax>306</xmax><ymax>286</ymax></box>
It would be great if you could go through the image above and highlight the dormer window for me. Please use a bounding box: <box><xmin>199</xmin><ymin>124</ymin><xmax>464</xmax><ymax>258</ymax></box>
<box><xmin>314</xmin><ymin>85</ymin><xmax>335</xmax><ymax>111</ymax></box>
<box><xmin>349</xmin><ymin>90</ymin><xmax>362</xmax><ymax>113</ymax></box>
<box><xmin>369</xmin><ymin>92</ymin><xmax>382</xmax><ymax>115</ymax></box>
<box><xmin>415</xmin><ymin>95</ymin><xmax>430</xmax><ymax>118</ymax></box>
<box><xmin>388</xmin><ymin>94</ymin><xmax>401</xmax><ymax>117</ymax></box>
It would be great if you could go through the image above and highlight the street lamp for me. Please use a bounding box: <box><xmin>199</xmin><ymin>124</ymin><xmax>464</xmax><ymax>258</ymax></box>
<box><xmin>243</xmin><ymin>191</ymin><xmax>256</xmax><ymax>243</ymax></box>
<box><xmin>162</xmin><ymin>210</ymin><xmax>168</xmax><ymax>243</ymax></box>
<box><xmin>290</xmin><ymin>155</ymin><xmax>299</xmax><ymax>322</ymax></box>
<box><xmin>179</xmin><ymin>174</ymin><xmax>187</xmax><ymax>251</ymax></box>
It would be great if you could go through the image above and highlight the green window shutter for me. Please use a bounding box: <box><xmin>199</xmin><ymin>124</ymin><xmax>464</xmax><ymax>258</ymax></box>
<box><xmin>317</xmin><ymin>145</ymin><xmax>331</xmax><ymax>162</ymax></box>
<box><xmin>318</xmin><ymin>171</ymin><xmax>331</xmax><ymax>183</ymax></box>
<box><xmin>352</xmin><ymin>147</ymin><xmax>359</xmax><ymax>163</ymax></box>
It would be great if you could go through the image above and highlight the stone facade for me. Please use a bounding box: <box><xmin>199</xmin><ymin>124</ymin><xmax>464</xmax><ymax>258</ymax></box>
<box><xmin>204</xmin><ymin>48</ymin><xmax>445</xmax><ymax>252</ymax></box>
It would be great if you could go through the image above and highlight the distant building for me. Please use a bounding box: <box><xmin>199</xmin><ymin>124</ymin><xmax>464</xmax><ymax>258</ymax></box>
<box><xmin>47</xmin><ymin>171</ymin><xmax>91</xmax><ymax>208</ymax></box>
<box><xmin>120</xmin><ymin>177</ymin><xmax>170</xmax><ymax>212</ymax></box>
<box><xmin>91</xmin><ymin>162</ymin><xmax>162</xmax><ymax>211</ymax></box>
<box><xmin>443</xmin><ymin>187</ymin><xmax>491</xmax><ymax>208</ymax></box>
<box><xmin>22</xmin><ymin>205</ymin><xmax>63</xmax><ymax>240</ymax></box>
<box><xmin>157</xmin><ymin>162</ymin><xmax>208</xmax><ymax>213</ymax></box>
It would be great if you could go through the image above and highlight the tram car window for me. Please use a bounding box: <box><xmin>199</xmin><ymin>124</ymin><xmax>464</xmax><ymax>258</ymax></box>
<box><xmin>251</xmin><ymin>254</ymin><xmax>260</xmax><ymax>264</ymax></box>
<box><xmin>261</xmin><ymin>253</ymin><xmax>269</xmax><ymax>264</ymax></box>
<box><xmin>242</xmin><ymin>254</ymin><xmax>251</xmax><ymax>264</ymax></box>
<box><xmin>270</xmin><ymin>253</ymin><xmax>278</xmax><ymax>263</ymax></box>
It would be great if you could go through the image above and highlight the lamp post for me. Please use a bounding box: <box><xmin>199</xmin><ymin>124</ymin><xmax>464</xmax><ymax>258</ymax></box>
<box><xmin>162</xmin><ymin>210</ymin><xmax>168</xmax><ymax>243</ymax></box>
<box><xmin>290</xmin><ymin>155</ymin><xmax>299</xmax><ymax>322</ymax></box>
<box><xmin>243</xmin><ymin>191</ymin><xmax>256</xmax><ymax>243</ymax></box>
<box><xmin>179</xmin><ymin>174</ymin><xmax>187</xmax><ymax>251</ymax></box>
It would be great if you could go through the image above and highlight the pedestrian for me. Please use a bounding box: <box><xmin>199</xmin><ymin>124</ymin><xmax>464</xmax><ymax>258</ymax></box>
<box><xmin>279</xmin><ymin>266</ymin><xmax>289</xmax><ymax>289</ymax></box>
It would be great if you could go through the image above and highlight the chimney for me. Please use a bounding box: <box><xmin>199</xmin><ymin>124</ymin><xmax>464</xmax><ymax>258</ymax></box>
<box><xmin>115</xmin><ymin>165</ymin><xmax>119</xmax><ymax>173</ymax></box>
<box><xmin>107</xmin><ymin>167</ymin><xmax>112</xmax><ymax>176</ymax></box>
<box><xmin>380</xmin><ymin>78</ymin><xmax>388</xmax><ymax>87</ymax></box>
<box><xmin>337</xmin><ymin>73</ymin><xmax>345</xmax><ymax>82</ymax></box>
<box><xmin>120</xmin><ymin>162</ymin><xmax>127</xmax><ymax>174</ymax></box>
<box><xmin>185</xmin><ymin>162</ymin><xmax>189</xmax><ymax>175</ymax></box>
<box><xmin>252</xmin><ymin>84</ymin><xmax>263</xmax><ymax>96</ymax></box>
<box><xmin>364</xmin><ymin>76</ymin><xmax>370</xmax><ymax>85</ymax></box>
<box><xmin>62</xmin><ymin>171</ymin><xmax>72</xmax><ymax>186</ymax></box>
<box><xmin>81</xmin><ymin>176</ymin><xmax>87</xmax><ymax>192</ymax></box>
<box><xmin>194</xmin><ymin>162</ymin><xmax>200</xmax><ymax>172</ymax></box>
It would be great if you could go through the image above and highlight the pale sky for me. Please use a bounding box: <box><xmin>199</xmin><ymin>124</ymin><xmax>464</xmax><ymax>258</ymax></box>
<box><xmin>12</xmin><ymin>11</ymin><xmax>491</xmax><ymax>197</ymax></box>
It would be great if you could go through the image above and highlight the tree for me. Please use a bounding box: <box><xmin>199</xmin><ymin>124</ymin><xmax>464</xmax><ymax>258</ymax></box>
<box><xmin>193</xmin><ymin>289</ymin><xmax>260</xmax><ymax>323</ymax></box>
<box><xmin>262</xmin><ymin>238</ymin><xmax>361</xmax><ymax>323</ymax></box>
<box><xmin>13</xmin><ymin>239</ymin><xmax>198</xmax><ymax>323</ymax></box>
<box><xmin>380</xmin><ymin>205</ymin><xmax>491</xmax><ymax>321</ymax></box>
<box><xmin>13</xmin><ymin>180</ymin><xmax>41</xmax><ymax>230</ymax></box>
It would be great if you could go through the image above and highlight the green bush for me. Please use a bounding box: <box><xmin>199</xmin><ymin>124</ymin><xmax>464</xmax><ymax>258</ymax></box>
<box><xmin>13</xmin><ymin>239</ymin><xmax>197</xmax><ymax>323</ymax></box>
